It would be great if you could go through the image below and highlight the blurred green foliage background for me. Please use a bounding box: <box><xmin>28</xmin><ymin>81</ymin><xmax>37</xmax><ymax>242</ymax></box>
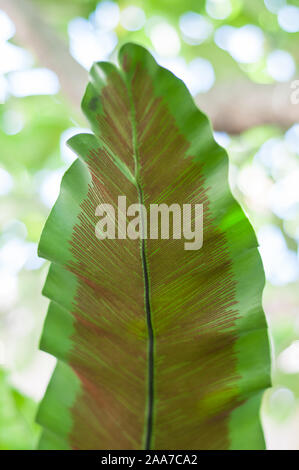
<box><xmin>0</xmin><ymin>0</ymin><xmax>298</xmax><ymax>449</ymax></box>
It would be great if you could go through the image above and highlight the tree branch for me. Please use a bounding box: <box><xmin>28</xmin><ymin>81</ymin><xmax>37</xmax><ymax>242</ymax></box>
<box><xmin>196</xmin><ymin>80</ymin><xmax>299</xmax><ymax>134</ymax></box>
<box><xmin>1</xmin><ymin>0</ymin><xmax>298</xmax><ymax>134</ymax></box>
<box><xmin>0</xmin><ymin>0</ymin><xmax>88</xmax><ymax>116</ymax></box>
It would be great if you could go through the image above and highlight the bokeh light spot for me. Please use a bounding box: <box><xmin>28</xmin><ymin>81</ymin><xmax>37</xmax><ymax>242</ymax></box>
<box><xmin>68</xmin><ymin>17</ymin><xmax>118</xmax><ymax>69</ymax></box>
<box><xmin>60</xmin><ymin>127</ymin><xmax>93</xmax><ymax>165</ymax></box>
<box><xmin>179</xmin><ymin>12</ymin><xmax>213</xmax><ymax>45</ymax></box>
<box><xmin>258</xmin><ymin>225</ymin><xmax>299</xmax><ymax>285</ymax></box>
<box><xmin>278</xmin><ymin>5</ymin><xmax>299</xmax><ymax>33</ymax></box>
<box><xmin>0</xmin><ymin>42</ymin><xmax>32</xmax><ymax>74</ymax></box>
<box><xmin>8</xmin><ymin>68</ymin><xmax>60</xmax><ymax>97</ymax></box>
<box><xmin>285</xmin><ymin>124</ymin><xmax>299</xmax><ymax>155</ymax></box>
<box><xmin>206</xmin><ymin>0</ymin><xmax>232</xmax><ymax>20</ymax></box>
<box><xmin>120</xmin><ymin>6</ymin><xmax>146</xmax><ymax>31</ymax></box>
<box><xmin>214</xmin><ymin>131</ymin><xmax>231</xmax><ymax>148</ymax></box>
<box><xmin>264</xmin><ymin>0</ymin><xmax>286</xmax><ymax>14</ymax></box>
<box><xmin>227</xmin><ymin>25</ymin><xmax>264</xmax><ymax>63</ymax></box>
<box><xmin>0</xmin><ymin>75</ymin><xmax>8</xmax><ymax>103</ymax></box>
<box><xmin>150</xmin><ymin>22</ymin><xmax>181</xmax><ymax>57</ymax></box>
<box><xmin>270</xmin><ymin>170</ymin><xmax>299</xmax><ymax>220</ymax></box>
<box><xmin>1</xmin><ymin>110</ymin><xmax>24</xmax><ymax>135</ymax></box>
<box><xmin>267</xmin><ymin>50</ymin><xmax>295</xmax><ymax>82</ymax></box>
<box><xmin>0</xmin><ymin>9</ymin><xmax>15</xmax><ymax>41</ymax></box>
<box><xmin>278</xmin><ymin>342</ymin><xmax>299</xmax><ymax>374</ymax></box>
<box><xmin>38</xmin><ymin>169</ymin><xmax>64</xmax><ymax>208</ymax></box>
<box><xmin>214</xmin><ymin>25</ymin><xmax>235</xmax><ymax>50</ymax></box>
<box><xmin>186</xmin><ymin>58</ymin><xmax>215</xmax><ymax>95</ymax></box>
<box><xmin>93</xmin><ymin>1</ymin><xmax>120</xmax><ymax>31</ymax></box>
<box><xmin>0</xmin><ymin>167</ymin><xmax>13</xmax><ymax>196</ymax></box>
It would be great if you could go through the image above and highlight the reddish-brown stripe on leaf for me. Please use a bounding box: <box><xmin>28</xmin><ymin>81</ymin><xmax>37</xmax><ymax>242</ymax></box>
<box><xmin>129</xmin><ymin>61</ymin><xmax>242</xmax><ymax>449</ymax></box>
<box><xmin>62</xmin><ymin>54</ymin><xmax>242</xmax><ymax>450</ymax></box>
<box><xmin>66</xmin><ymin>73</ymin><xmax>147</xmax><ymax>449</ymax></box>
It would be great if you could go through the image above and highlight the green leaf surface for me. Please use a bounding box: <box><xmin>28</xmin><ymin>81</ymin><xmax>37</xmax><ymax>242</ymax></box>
<box><xmin>37</xmin><ymin>43</ymin><xmax>271</xmax><ymax>450</ymax></box>
<box><xmin>0</xmin><ymin>370</ymin><xmax>40</xmax><ymax>450</ymax></box>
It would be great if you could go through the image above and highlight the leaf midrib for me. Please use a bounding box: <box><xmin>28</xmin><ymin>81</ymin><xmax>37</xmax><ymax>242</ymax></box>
<box><xmin>122</xmin><ymin>69</ymin><xmax>155</xmax><ymax>451</ymax></box>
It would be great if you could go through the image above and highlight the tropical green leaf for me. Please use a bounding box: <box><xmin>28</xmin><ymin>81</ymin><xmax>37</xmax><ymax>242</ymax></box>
<box><xmin>37</xmin><ymin>43</ymin><xmax>271</xmax><ymax>450</ymax></box>
<box><xmin>0</xmin><ymin>370</ymin><xmax>40</xmax><ymax>450</ymax></box>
